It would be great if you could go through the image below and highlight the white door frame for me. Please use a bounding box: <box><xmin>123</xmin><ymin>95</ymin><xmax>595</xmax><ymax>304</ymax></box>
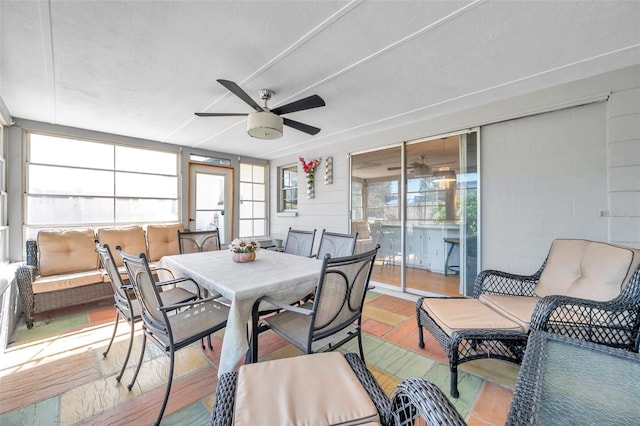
<box><xmin>188</xmin><ymin>163</ymin><xmax>234</xmax><ymax>245</ymax></box>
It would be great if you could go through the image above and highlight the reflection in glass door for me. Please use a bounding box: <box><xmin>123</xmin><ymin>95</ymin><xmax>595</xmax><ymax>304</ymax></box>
<box><xmin>189</xmin><ymin>164</ymin><xmax>233</xmax><ymax>245</ymax></box>
<box><xmin>351</xmin><ymin>145</ymin><xmax>402</xmax><ymax>291</ymax></box>
<box><xmin>350</xmin><ymin>130</ymin><xmax>479</xmax><ymax>297</ymax></box>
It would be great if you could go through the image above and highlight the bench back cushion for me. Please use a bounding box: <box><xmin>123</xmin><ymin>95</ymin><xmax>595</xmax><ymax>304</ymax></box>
<box><xmin>146</xmin><ymin>223</ymin><xmax>184</xmax><ymax>262</ymax></box>
<box><xmin>97</xmin><ymin>226</ymin><xmax>147</xmax><ymax>267</ymax></box>
<box><xmin>535</xmin><ymin>239</ymin><xmax>636</xmax><ymax>301</ymax></box>
<box><xmin>38</xmin><ymin>229</ymin><xmax>98</xmax><ymax>276</ymax></box>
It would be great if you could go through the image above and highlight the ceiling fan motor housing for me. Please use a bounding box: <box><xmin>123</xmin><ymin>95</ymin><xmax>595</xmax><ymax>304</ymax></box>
<box><xmin>247</xmin><ymin>111</ymin><xmax>283</xmax><ymax>139</ymax></box>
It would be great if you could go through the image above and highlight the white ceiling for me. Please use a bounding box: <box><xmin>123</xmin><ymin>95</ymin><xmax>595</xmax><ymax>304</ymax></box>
<box><xmin>1</xmin><ymin>1</ymin><xmax>639</xmax><ymax>160</ymax></box>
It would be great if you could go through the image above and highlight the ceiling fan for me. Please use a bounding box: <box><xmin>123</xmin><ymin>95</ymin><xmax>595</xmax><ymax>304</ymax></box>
<box><xmin>195</xmin><ymin>79</ymin><xmax>325</xmax><ymax>140</ymax></box>
<box><xmin>388</xmin><ymin>156</ymin><xmax>454</xmax><ymax>175</ymax></box>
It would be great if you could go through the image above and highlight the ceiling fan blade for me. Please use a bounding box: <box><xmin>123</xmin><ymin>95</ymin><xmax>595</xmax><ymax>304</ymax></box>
<box><xmin>217</xmin><ymin>79</ymin><xmax>263</xmax><ymax>112</ymax></box>
<box><xmin>387</xmin><ymin>166</ymin><xmax>402</xmax><ymax>171</ymax></box>
<box><xmin>195</xmin><ymin>112</ymin><xmax>249</xmax><ymax>117</ymax></box>
<box><xmin>283</xmin><ymin>117</ymin><xmax>321</xmax><ymax>135</ymax></box>
<box><xmin>271</xmin><ymin>94</ymin><xmax>325</xmax><ymax>115</ymax></box>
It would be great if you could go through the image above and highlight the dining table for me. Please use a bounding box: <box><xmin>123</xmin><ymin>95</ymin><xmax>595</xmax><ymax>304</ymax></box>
<box><xmin>158</xmin><ymin>248</ymin><xmax>323</xmax><ymax>375</ymax></box>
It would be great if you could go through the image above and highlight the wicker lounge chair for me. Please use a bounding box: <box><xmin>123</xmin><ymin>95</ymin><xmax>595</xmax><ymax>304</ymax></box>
<box><xmin>117</xmin><ymin>247</ymin><xmax>229</xmax><ymax>426</ymax></box>
<box><xmin>210</xmin><ymin>352</ymin><xmax>465</xmax><ymax>426</ymax></box>
<box><xmin>250</xmin><ymin>246</ymin><xmax>379</xmax><ymax>363</ymax></box>
<box><xmin>417</xmin><ymin>238</ymin><xmax>640</xmax><ymax>397</ymax></box>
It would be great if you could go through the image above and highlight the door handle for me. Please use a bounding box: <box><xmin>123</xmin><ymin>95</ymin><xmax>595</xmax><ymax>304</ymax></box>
<box><xmin>189</xmin><ymin>218</ymin><xmax>195</xmax><ymax>222</ymax></box>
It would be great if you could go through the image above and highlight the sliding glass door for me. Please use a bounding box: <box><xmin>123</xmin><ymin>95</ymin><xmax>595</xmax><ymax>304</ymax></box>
<box><xmin>350</xmin><ymin>130</ymin><xmax>479</xmax><ymax>296</ymax></box>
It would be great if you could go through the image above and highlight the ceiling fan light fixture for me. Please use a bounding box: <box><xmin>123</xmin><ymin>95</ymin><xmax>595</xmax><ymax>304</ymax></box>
<box><xmin>433</xmin><ymin>167</ymin><xmax>456</xmax><ymax>182</ymax></box>
<box><xmin>247</xmin><ymin>112</ymin><xmax>283</xmax><ymax>140</ymax></box>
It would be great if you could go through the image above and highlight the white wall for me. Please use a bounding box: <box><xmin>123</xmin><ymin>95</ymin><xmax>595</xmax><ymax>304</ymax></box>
<box><xmin>482</xmin><ymin>103</ymin><xmax>608</xmax><ymax>273</ymax></box>
<box><xmin>269</xmin><ymin>65</ymin><xmax>640</xmax><ymax>272</ymax></box>
<box><xmin>608</xmin><ymin>87</ymin><xmax>640</xmax><ymax>245</ymax></box>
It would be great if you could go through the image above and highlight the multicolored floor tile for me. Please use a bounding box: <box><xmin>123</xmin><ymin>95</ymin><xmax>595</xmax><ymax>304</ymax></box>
<box><xmin>0</xmin><ymin>292</ymin><xmax>516</xmax><ymax>425</ymax></box>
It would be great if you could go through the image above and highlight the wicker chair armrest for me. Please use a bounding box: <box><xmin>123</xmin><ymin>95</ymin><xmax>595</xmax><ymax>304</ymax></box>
<box><xmin>26</xmin><ymin>239</ymin><xmax>39</xmax><ymax>271</ymax></box>
<box><xmin>529</xmin><ymin>294</ymin><xmax>640</xmax><ymax>349</ymax></box>
<box><xmin>210</xmin><ymin>371</ymin><xmax>238</xmax><ymax>426</ymax></box>
<box><xmin>16</xmin><ymin>264</ymin><xmax>36</xmax><ymax>295</ymax></box>
<box><xmin>257</xmin><ymin>295</ymin><xmax>313</xmax><ymax>315</ymax></box>
<box><xmin>389</xmin><ymin>378</ymin><xmax>466</xmax><ymax>426</ymax></box>
<box><xmin>343</xmin><ymin>353</ymin><xmax>391</xmax><ymax>425</ymax></box>
<box><xmin>158</xmin><ymin>293</ymin><xmax>223</xmax><ymax>311</ymax></box>
<box><xmin>474</xmin><ymin>268</ymin><xmax>541</xmax><ymax>298</ymax></box>
<box><xmin>16</xmin><ymin>264</ymin><xmax>36</xmax><ymax>281</ymax></box>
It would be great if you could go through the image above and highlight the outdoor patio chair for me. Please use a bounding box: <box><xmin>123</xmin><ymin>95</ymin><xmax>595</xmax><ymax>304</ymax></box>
<box><xmin>283</xmin><ymin>227</ymin><xmax>316</xmax><ymax>257</ymax></box>
<box><xmin>314</xmin><ymin>229</ymin><xmax>358</xmax><ymax>258</ymax></box>
<box><xmin>249</xmin><ymin>246</ymin><xmax>379</xmax><ymax>364</ymax></box>
<box><xmin>117</xmin><ymin>247</ymin><xmax>229</xmax><ymax>426</ymax></box>
<box><xmin>417</xmin><ymin>238</ymin><xmax>640</xmax><ymax>397</ymax></box>
<box><xmin>97</xmin><ymin>242</ymin><xmax>199</xmax><ymax>385</ymax></box>
<box><xmin>210</xmin><ymin>351</ymin><xmax>466</xmax><ymax>426</ymax></box>
<box><xmin>177</xmin><ymin>228</ymin><xmax>221</xmax><ymax>253</ymax></box>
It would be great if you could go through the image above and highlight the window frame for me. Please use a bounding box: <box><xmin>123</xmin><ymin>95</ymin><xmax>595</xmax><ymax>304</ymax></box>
<box><xmin>24</xmin><ymin>131</ymin><xmax>180</xmax><ymax>238</ymax></box>
<box><xmin>238</xmin><ymin>162</ymin><xmax>267</xmax><ymax>238</ymax></box>
<box><xmin>278</xmin><ymin>163</ymin><xmax>298</xmax><ymax>212</ymax></box>
<box><xmin>0</xmin><ymin>125</ymin><xmax>7</xmax><ymax>264</ymax></box>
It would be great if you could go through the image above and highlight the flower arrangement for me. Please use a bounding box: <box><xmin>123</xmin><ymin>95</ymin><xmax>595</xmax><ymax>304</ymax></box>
<box><xmin>228</xmin><ymin>238</ymin><xmax>260</xmax><ymax>253</ymax></box>
<box><xmin>299</xmin><ymin>157</ymin><xmax>321</xmax><ymax>175</ymax></box>
<box><xmin>299</xmin><ymin>157</ymin><xmax>321</xmax><ymax>198</ymax></box>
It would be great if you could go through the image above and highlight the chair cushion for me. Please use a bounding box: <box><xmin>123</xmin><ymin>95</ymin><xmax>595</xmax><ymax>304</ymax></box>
<box><xmin>146</xmin><ymin>224</ymin><xmax>183</xmax><ymax>262</ymax></box>
<box><xmin>32</xmin><ymin>270</ymin><xmax>105</xmax><ymax>294</ymax></box>
<box><xmin>97</xmin><ymin>226</ymin><xmax>147</xmax><ymax>267</ymax></box>
<box><xmin>535</xmin><ymin>239</ymin><xmax>636</xmax><ymax>301</ymax></box>
<box><xmin>233</xmin><ymin>352</ymin><xmax>380</xmax><ymax>426</ymax></box>
<box><xmin>38</xmin><ymin>228</ymin><xmax>98</xmax><ymax>276</ymax></box>
<box><xmin>479</xmin><ymin>294</ymin><xmax>540</xmax><ymax>333</ymax></box>
<box><xmin>422</xmin><ymin>298</ymin><xmax>524</xmax><ymax>336</ymax></box>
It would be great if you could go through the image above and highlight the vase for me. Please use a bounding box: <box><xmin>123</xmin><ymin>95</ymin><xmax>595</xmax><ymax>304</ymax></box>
<box><xmin>306</xmin><ymin>174</ymin><xmax>315</xmax><ymax>199</ymax></box>
<box><xmin>232</xmin><ymin>252</ymin><xmax>256</xmax><ymax>263</ymax></box>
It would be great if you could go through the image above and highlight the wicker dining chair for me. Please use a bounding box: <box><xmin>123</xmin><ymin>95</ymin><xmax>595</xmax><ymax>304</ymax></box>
<box><xmin>117</xmin><ymin>247</ymin><xmax>230</xmax><ymax>426</ymax></box>
<box><xmin>97</xmin><ymin>242</ymin><xmax>199</xmax><ymax>384</ymax></box>
<box><xmin>283</xmin><ymin>227</ymin><xmax>316</xmax><ymax>257</ymax></box>
<box><xmin>210</xmin><ymin>352</ymin><xmax>465</xmax><ymax>426</ymax></box>
<box><xmin>315</xmin><ymin>229</ymin><xmax>358</xmax><ymax>259</ymax></box>
<box><xmin>250</xmin><ymin>246</ymin><xmax>379</xmax><ymax>364</ymax></box>
<box><xmin>177</xmin><ymin>228</ymin><xmax>221</xmax><ymax>253</ymax></box>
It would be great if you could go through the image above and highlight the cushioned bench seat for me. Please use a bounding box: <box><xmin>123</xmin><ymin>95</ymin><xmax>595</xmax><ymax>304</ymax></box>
<box><xmin>16</xmin><ymin>223</ymin><xmax>184</xmax><ymax>328</ymax></box>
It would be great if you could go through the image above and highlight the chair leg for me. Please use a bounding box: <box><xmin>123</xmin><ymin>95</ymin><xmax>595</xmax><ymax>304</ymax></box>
<box><xmin>450</xmin><ymin>365</ymin><xmax>459</xmax><ymax>398</ymax></box>
<box><xmin>201</xmin><ymin>334</ymin><xmax>213</xmax><ymax>350</ymax></box>
<box><xmin>357</xmin><ymin>331</ymin><xmax>365</xmax><ymax>363</ymax></box>
<box><xmin>155</xmin><ymin>347</ymin><xmax>175</xmax><ymax>426</ymax></box>
<box><xmin>116</xmin><ymin>318</ymin><xmax>135</xmax><ymax>382</ymax></box>
<box><xmin>103</xmin><ymin>310</ymin><xmax>120</xmax><ymax>358</ymax></box>
<box><xmin>250</xmin><ymin>308</ymin><xmax>260</xmax><ymax>363</ymax></box>
<box><xmin>418</xmin><ymin>323</ymin><xmax>425</xmax><ymax>349</ymax></box>
<box><xmin>128</xmin><ymin>333</ymin><xmax>146</xmax><ymax>391</ymax></box>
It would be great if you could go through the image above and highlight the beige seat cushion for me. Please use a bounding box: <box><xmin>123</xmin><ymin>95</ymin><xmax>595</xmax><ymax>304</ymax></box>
<box><xmin>422</xmin><ymin>298</ymin><xmax>524</xmax><ymax>336</ymax></box>
<box><xmin>38</xmin><ymin>228</ymin><xmax>98</xmax><ymax>276</ymax></box>
<box><xmin>97</xmin><ymin>226</ymin><xmax>147</xmax><ymax>267</ymax></box>
<box><xmin>146</xmin><ymin>224</ymin><xmax>183</xmax><ymax>262</ymax></box>
<box><xmin>479</xmin><ymin>294</ymin><xmax>540</xmax><ymax>333</ymax></box>
<box><xmin>233</xmin><ymin>352</ymin><xmax>380</xmax><ymax>426</ymax></box>
<box><xmin>535</xmin><ymin>239</ymin><xmax>636</xmax><ymax>301</ymax></box>
<box><xmin>33</xmin><ymin>270</ymin><xmax>105</xmax><ymax>294</ymax></box>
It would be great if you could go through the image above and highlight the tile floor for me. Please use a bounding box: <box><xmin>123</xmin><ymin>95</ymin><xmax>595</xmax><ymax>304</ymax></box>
<box><xmin>0</xmin><ymin>292</ymin><xmax>518</xmax><ymax>425</ymax></box>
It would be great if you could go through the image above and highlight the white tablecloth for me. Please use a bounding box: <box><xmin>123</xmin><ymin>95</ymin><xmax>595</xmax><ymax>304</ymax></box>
<box><xmin>158</xmin><ymin>249</ymin><xmax>322</xmax><ymax>375</ymax></box>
